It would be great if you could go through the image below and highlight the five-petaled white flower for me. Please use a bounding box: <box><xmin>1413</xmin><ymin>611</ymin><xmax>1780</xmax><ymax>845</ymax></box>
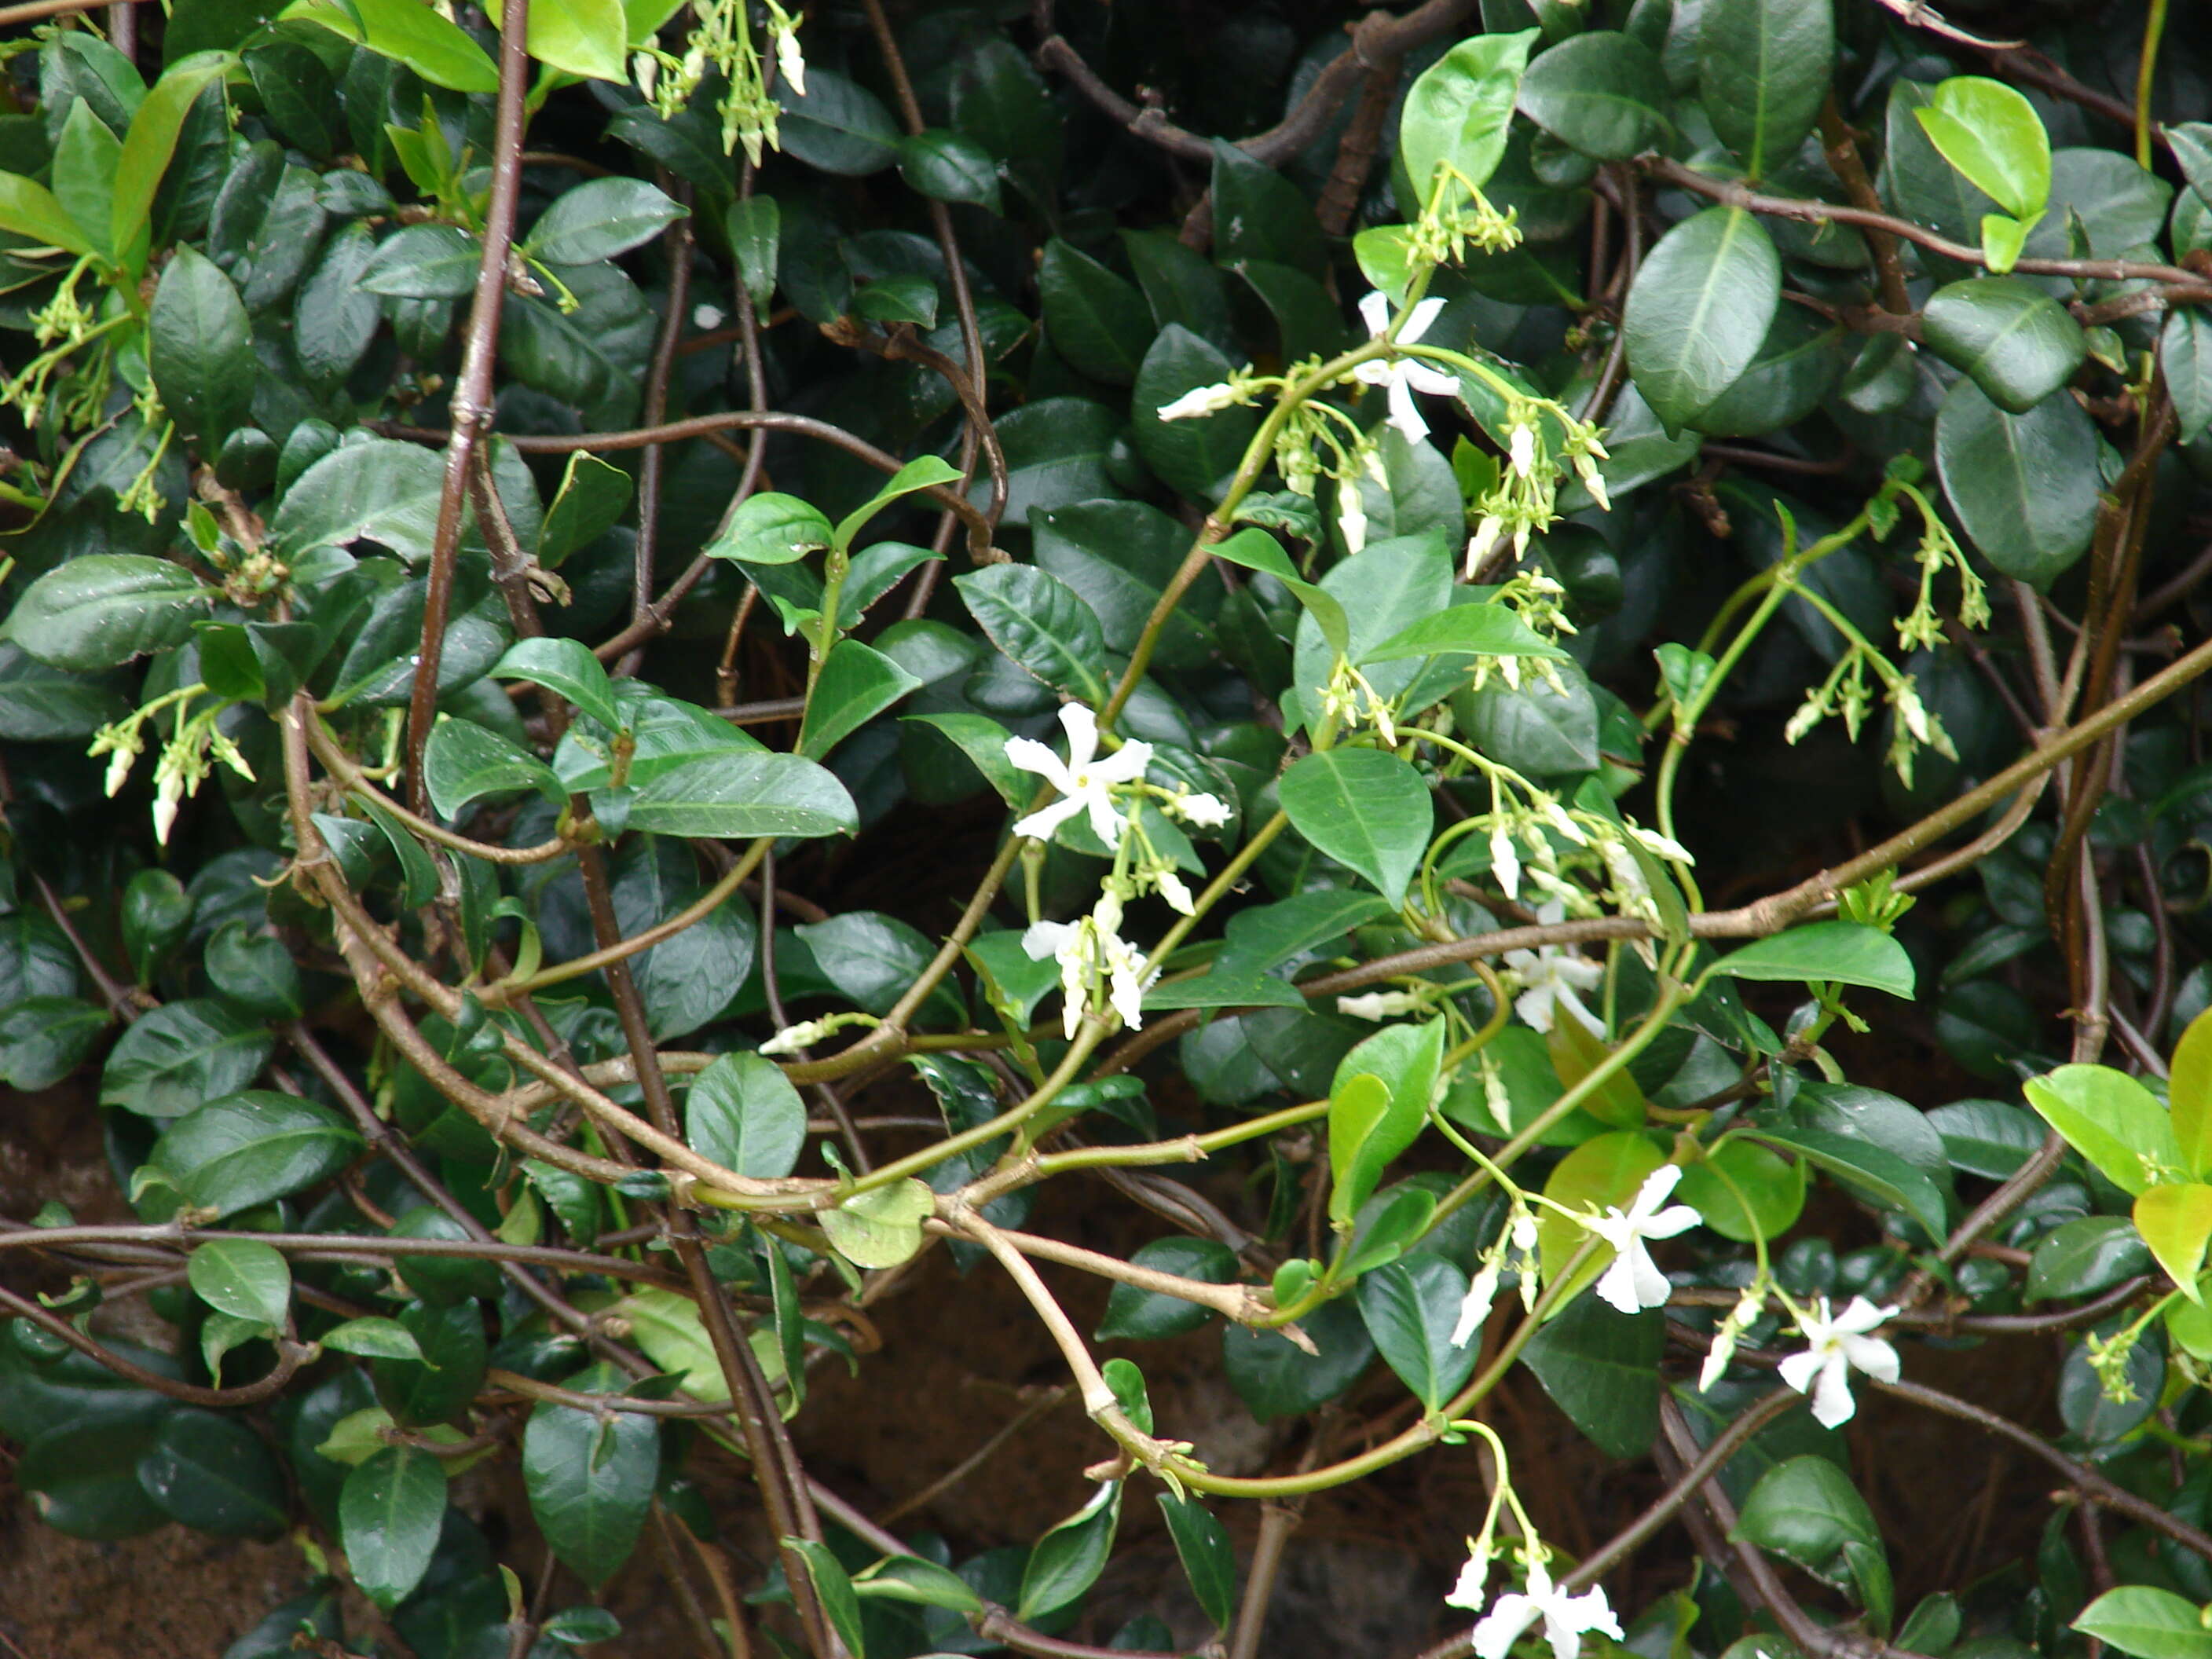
<box><xmin>1502</xmin><ymin>910</ymin><xmax>1604</xmax><ymax>1036</ymax></box>
<box><xmin>1470</xmin><ymin>1557</ymin><xmax>1623</xmax><ymax>1659</ymax></box>
<box><xmin>1157</xmin><ymin>382</ymin><xmax>1240</xmax><ymax>421</ymax></box>
<box><xmin>1023</xmin><ymin>898</ymin><xmax>1158</xmax><ymax>1038</ymax></box>
<box><xmin>1449</xmin><ymin>1259</ymin><xmax>1502</xmax><ymax>1349</ymax></box>
<box><xmin>1584</xmin><ymin>1165</ymin><xmax>1700</xmax><ymax>1314</ymax></box>
<box><xmin>1778</xmin><ymin>1295</ymin><xmax>1900</xmax><ymax>1429</ymax></box>
<box><xmin>1353</xmin><ymin>291</ymin><xmax>1460</xmax><ymax>443</ymax></box>
<box><xmin>1005</xmin><ymin>704</ymin><xmax>1153</xmax><ymax>846</ymax></box>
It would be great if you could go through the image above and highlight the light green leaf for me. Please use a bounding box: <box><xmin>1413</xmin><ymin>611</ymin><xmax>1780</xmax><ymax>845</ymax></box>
<box><xmin>112</xmin><ymin>53</ymin><xmax>231</xmax><ymax>266</ymax></box>
<box><xmin>1399</xmin><ymin>29</ymin><xmax>1536</xmax><ymax>207</ymax></box>
<box><xmin>1361</xmin><ymin>603</ymin><xmax>1570</xmax><ymax>665</ymax></box>
<box><xmin>1710</xmin><ymin>922</ymin><xmax>1914</xmax><ymax>998</ymax></box>
<box><xmin>280</xmin><ymin>0</ymin><xmax>499</xmax><ymax>92</ymax></box>
<box><xmin>900</xmin><ymin>712</ymin><xmax>1027</xmax><ymax>807</ymax></box>
<box><xmin>1016</xmin><ymin>1481</ymin><xmax>1122</xmax><ymax>1621</ymax></box>
<box><xmin>705</xmin><ymin>492</ymin><xmax>833</xmax><ymax>566</ymax></box>
<box><xmin>423</xmin><ymin>716</ymin><xmax>565</xmax><ymax>819</ymax></box>
<box><xmin>2135</xmin><ymin>1183</ymin><xmax>2212</xmax><ymax>1305</ymax></box>
<box><xmin>2074</xmin><ymin>1587</ymin><xmax>2212</xmax><ymax>1659</ymax></box>
<box><xmin>2025</xmin><ymin>1064</ymin><xmax>2185</xmax><ymax>1197</ymax></box>
<box><xmin>2170</xmin><ymin>1005</ymin><xmax>2212</xmax><ymax>1177</ymax></box>
<box><xmin>833</xmin><ymin>455</ymin><xmax>964</xmax><ymax>552</ymax></box>
<box><xmin>1914</xmin><ymin>76</ymin><xmax>2051</xmax><ymax>222</ymax></box>
<box><xmin>321</xmin><ymin>1317</ymin><xmax>426</xmax><ymax>1361</ymax></box>
<box><xmin>784</xmin><ymin>1537</ymin><xmax>868</xmax><ymax>1657</ymax></box>
<box><xmin>1210</xmin><ymin>526</ymin><xmax>1349</xmax><ymax>657</ymax></box>
<box><xmin>819</xmin><ymin>1177</ymin><xmax>936</xmax><ymax>1269</ymax></box>
<box><xmin>798</xmin><ymin>639</ymin><xmax>924</xmax><ymax>760</ymax></box>
<box><xmin>524</xmin><ymin>0</ymin><xmax>629</xmax><ymax>81</ymax></box>
<box><xmin>612</xmin><ymin>1287</ymin><xmax>728</xmax><ymax>1401</ymax></box>
<box><xmin>0</xmin><ymin>172</ymin><xmax>97</xmax><ymax>258</ymax></box>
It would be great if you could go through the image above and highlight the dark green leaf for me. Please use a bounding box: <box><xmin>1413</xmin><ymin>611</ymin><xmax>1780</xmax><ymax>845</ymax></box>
<box><xmin>101</xmin><ymin>998</ymin><xmax>274</xmax><ymax>1119</ymax></box>
<box><xmin>138</xmin><ymin>1408</ymin><xmax>287</xmax><ymax>1537</ymax></box>
<box><xmin>1038</xmin><ymin>238</ymin><xmax>1154</xmax><ymax>386</ymax></box>
<box><xmin>624</xmin><ymin>752</ymin><xmax>857</xmax><ymax>840</ymax></box>
<box><xmin>205</xmin><ymin>921</ymin><xmax>305</xmax><ymax>1018</ymax></box>
<box><xmin>1356</xmin><ymin>1256</ymin><xmax>1480</xmax><ymax>1412</ymax></box>
<box><xmin>898</xmin><ymin>127</ymin><xmax>1002</xmax><ymax>211</ymax></box>
<box><xmin>2165</xmin><ymin>308</ymin><xmax>2212</xmax><ymax>445</ymax></box>
<box><xmin>1935</xmin><ymin>378</ymin><xmax>2100</xmax><ymax>588</ymax></box>
<box><xmin>1158</xmin><ymin>1492</ymin><xmax>1237</xmax><ymax>1629</ymax></box>
<box><xmin>1016</xmin><ymin>1481</ymin><xmax>1122</xmax><ymax>1621</ymax></box>
<box><xmin>5</xmin><ymin>555</ymin><xmax>213</xmax><ymax>671</ymax></box>
<box><xmin>1517</xmin><ymin>31</ymin><xmax>1668</xmax><ymax>162</ymax></box>
<box><xmin>1745</xmin><ymin>1126</ymin><xmax>1948</xmax><ymax>1240</ymax></box>
<box><xmin>1624</xmin><ymin>207</ymin><xmax>1782</xmax><ymax>430</ymax></box>
<box><xmin>358</xmin><ymin>222</ymin><xmax>482</xmax><ymax>298</ymax></box>
<box><xmin>1132</xmin><ymin>324</ymin><xmax>1260</xmax><ymax>500</ymax></box>
<box><xmin>1734</xmin><ymin>1454</ymin><xmax>1881</xmax><ymax>1580</ymax></box>
<box><xmin>776</xmin><ymin>68</ymin><xmax>899</xmax><ymax>176</ymax></box>
<box><xmin>0</xmin><ymin>996</ymin><xmax>107</xmax><ymax>1090</ymax></box>
<box><xmin>189</xmin><ymin>1236</ymin><xmax>291</xmax><ymax>1328</ymax></box>
<box><xmin>150</xmin><ymin>246</ymin><xmax>254</xmax><ymax>446</ymax></box>
<box><xmin>1697</xmin><ymin>0</ymin><xmax>1833</xmax><ymax>178</ymax></box>
<box><xmin>526</xmin><ymin>177</ymin><xmax>685</xmax><ymax>264</ymax></box>
<box><xmin>1921</xmin><ymin>276</ymin><xmax>2085</xmax><ymax>414</ymax></box>
<box><xmin>954</xmin><ymin>563</ymin><xmax>1111</xmax><ymax>703</ymax></box>
<box><xmin>726</xmin><ymin>195</ymin><xmax>778</xmax><ymax>309</ymax></box>
<box><xmin>523</xmin><ymin>1361</ymin><xmax>659</xmax><ymax>1585</ymax></box>
<box><xmin>1521</xmin><ymin>1294</ymin><xmax>1663</xmax><ymax>1457</ymax></box>
<box><xmin>1221</xmin><ymin>1297</ymin><xmax>1376</xmax><ymax>1422</ymax></box>
<box><xmin>340</xmin><ymin>1444</ymin><xmax>449</xmax><ymax>1610</ymax></box>
<box><xmin>1096</xmin><ymin>1237</ymin><xmax>1240</xmax><ymax>1341</ymax></box>
<box><xmin>151</xmin><ymin>1090</ymin><xmax>361</xmax><ymax>1216</ymax></box>
<box><xmin>2025</xmin><ymin>1215</ymin><xmax>2151</xmax><ymax>1302</ymax></box>
<box><xmin>423</xmin><ymin>716</ymin><xmax>564</xmax><ymax>820</ymax></box>
<box><xmin>1210</xmin><ymin>141</ymin><xmax>1325</xmax><ymax>276</ymax></box>
<box><xmin>271</xmin><ymin>438</ymin><xmax>448</xmax><ymax>563</ymax></box>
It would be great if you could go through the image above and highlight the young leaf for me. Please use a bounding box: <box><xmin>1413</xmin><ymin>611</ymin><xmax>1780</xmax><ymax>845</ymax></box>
<box><xmin>784</xmin><ymin>1538</ymin><xmax>869</xmax><ymax>1657</ymax></box>
<box><xmin>1399</xmin><ymin>30</ymin><xmax>1536</xmax><ymax>206</ymax></box>
<box><xmin>1016</xmin><ymin>1481</ymin><xmax>1122</xmax><ymax>1621</ymax></box>
<box><xmin>2169</xmin><ymin>1005</ymin><xmax>2212</xmax><ymax>1177</ymax></box>
<box><xmin>2134</xmin><ymin>1183</ymin><xmax>2212</xmax><ymax>1305</ymax></box>
<box><xmin>1914</xmin><ymin>76</ymin><xmax>2052</xmax><ymax>222</ymax></box>
<box><xmin>798</xmin><ymin>639</ymin><xmax>925</xmax><ymax>760</ymax></box>
<box><xmin>524</xmin><ymin>0</ymin><xmax>630</xmax><ymax>82</ymax></box>
<box><xmin>2024</xmin><ymin>1064</ymin><xmax>2185</xmax><ymax>1196</ymax></box>
<box><xmin>111</xmin><ymin>53</ymin><xmax>231</xmax><ymax>267</ymax></box>
<box><xmin>1710</xmin><ymin>922</ymin><xmax>1914</xmax><ymax>998</ymax></box>
<box><xmin>492</xmin><ymin>636</ymin><xmax>626</xmax><ymax>732</ymax></box>
<box><xmin>423</xmin><ymin>717</ymin><xmax>565</xmax><ymax>820</ymax></box>
<box><xmin>2074</xmin><ymin>1587</ymin><xmax>2212</xmax><ymax>1659</ymax></box>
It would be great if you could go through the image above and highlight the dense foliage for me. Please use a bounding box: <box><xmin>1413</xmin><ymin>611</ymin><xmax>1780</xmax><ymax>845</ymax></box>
<box><xmin>12</xmin><ymin>0</ymin><xmax>2212</xmax><ymax>1655</ymax></box>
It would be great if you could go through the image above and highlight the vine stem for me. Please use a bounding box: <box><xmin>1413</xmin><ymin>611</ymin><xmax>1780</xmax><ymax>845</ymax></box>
<box><xmin>403</xmin><ymin>0</ymin><xmax>532</xmax><ymax>812</ymax></box>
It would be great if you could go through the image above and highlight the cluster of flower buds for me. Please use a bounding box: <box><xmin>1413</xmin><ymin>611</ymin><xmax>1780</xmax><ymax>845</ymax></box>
<box><xmin>89</xmin><ymin>685</ymin><xmax>256</xmax><ymax>846</ymax></box>
<box><xmin>631</xmin><ymin>0</ymin><xmax>805</xmax><ymax>163</ymax></box>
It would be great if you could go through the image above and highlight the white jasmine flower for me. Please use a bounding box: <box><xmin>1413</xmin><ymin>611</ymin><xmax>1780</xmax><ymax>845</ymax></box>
<box><xmin>1165</xmin><ymin>790</ymin><xmax>1231</xmax><ymax>828</ymax></box>
<box><xmin>1489</xmin><ymin>822</ymin><xmax>1522</xmax><ymax>902</ymax></box>
<box><xmin>1446</xmin><ymin>1537</ymin><xmax>1492</xmax><ymax>1611</ymax></box>
<box><xmin>1023</xmin><ymin>897</ymin><xmax>1158</xmax><ymax>1038</ymax></box>
<box><xmin>1337</xmin><ymin>990</ymin><xmax>1426</xmax><ymax>1021</ymax></box>
<box><xmin>1449</xmin><ymin>1259</ymin><xmax>1502</xmax><ymax>1349</ymax></box>
<box><xmin>1353</xmin><ymin>291</ymin><xmax>1460</xmax><ymax>442</ymax></box>
<box><xmin>1157</xmin><ymin>382</ymin><xmax>1240</xmax><ymax>421</ymax></box>
<box><xmin>758</xmin><ymin>1016</ymin><xmax>837</xmax><ymax>1057</ymax></box>
<box><xmin>1778</xmin><ymin>1296</ymin><xmax>1900</xmax><ymax>1429</ymax></box>
<box><xmin>770</xmin><ymin>11</ymin><xmax>806</xmax><ymax>95</ymax></box>
<box><xmin>1501</xmin><ymin>928</ymin><xmax>1604</xmax><ymax>1036</ymax></box>
<box><xmin>1583</xmin><ymin>1165</ymin><xmax>1700</xmax><ymax>1314</ymax></box>
<box><xmin>1467</xmin><ymin>514</ymin><xmax>1504</xmax><ymax>578</ymax></box>
<box><xmin>1155</xmin><ymin>869</ymin><xmax>1195</xmax><ymax>916</ymax></box>
<box><xmin>1507</xmin><ymin>420</ymin><xmax>1537</xmax><ymax>478</ymax></box>
<box><xmin>1339</xmin><ymin>478</ymin><xmax>1368</xmax><ymax>553</ymax></box>
<box><xmin>1470</xmin><ymin>1556</ymin><xmax>1623</xmax><ymax>1659</ymax></box>
<box><xmin>1701</xmin><ymin>1285</ymin><xmax>1766</xmax><ymax>1393</ymax></box>
<box><xmin>1005</xmin><ymin>704</ymin><xmax>1153</xmax><ymax>846</ymax></box>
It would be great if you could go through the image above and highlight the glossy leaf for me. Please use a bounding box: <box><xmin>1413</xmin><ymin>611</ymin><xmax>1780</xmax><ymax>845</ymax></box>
<box><xmin>188</xmin><ymin>1237</ymin><xmax>291</xmax><ymax>1330</ymax></box>
<box><xmin>526</xmin><ymin>177</ymin><xmax>686</xmax><ymax>264</ymax></box>
<box><xmin>1159</xmin><ymin>1492</ymin><xmax>1237</xmax><ymax>1629</ymax></box>
<box><xmin>524</xmin><ymin>0</ymin><xmax>629</xmax><ymax>82</ymax></box>
<box><xmin>102</xmin><ymin>998</ymin><xmax>274</xmax><ymax>1119</ymax></box>
<box><xmin>2025</xmin><ymin>1216</ymin><xmax>2151</xmax><ymax>1302</ymax></box>
<box><xmin>1710</xmin><ymin>923</ymin><xmax>1914</xmax><ymax>998</ymax></box>
<box><xmin>423</xmin><ymin>716</ymin><xmax>565</xmax><ymax>820</ymax></box>
<box><xmin>2074</xmin><ymin>1587</ymin><xmax>2212</xmax><ymax>1659</ymax></box>
<box><xmin>138</xmin><ymin>1409</ymin><xmax>287</xmax><ymax>1539</ymax></box>
<box><xmin>1697</xmin><ymin>0</ymin><xmax>1833</xmax><ymax>178</ymax></box>
<box><xmin>1095</xmin><ymin>1236</ymin><xmax>1240</xmax><ymax>1341</ymax></box>
<box><xmin>1038</xmin><ymin>238</ymin><xmax>1152</xmax><ymax>385</ymax></box>
<box><xmin>340</xmin><ymin>1445</ymin><xmax>448</xmax><ymax>1610</ymax></box>
<box><xmin>493</xmin><ymin>636</ymin><xmax>625</xmax><ymax>732</ymax></box>
<box><xmin>151</xmin><ymin>1091</ymin><xmax>361</xmax><ymax>1217</ymax></box>
<box><xmin>1357</xmin><ymin>1256</ymin><xmax>1479</xmax><ymax>1411</ymax></box>
<box><xmin>281</xmin><ymin>0</ymin><xmax>500</xmax><ymax>92</ymax></box>
<box><xmin>819</xmin><ymin>1177</ymin><xmax>936</xmax><ymax>1269</ymax></box>
<box><xmin>1016</xmin><ymin>1481</ymin><xmax>1122</xmax><ymax>1621</ymax></box>
<box><xmin>1399</xmin><ymin>30</ymin><xmax>1536</xmax><ymax>207</ymax></box>
<box><xmin>624</xmin><ymin>751</ymin><xmax>857</xmax><ymax>840</ymax></box>
<box><xmin>1623</xmin><ymin>208</ymin><xmax>1782</xmax><ymax>430</ymax></box>
<box><xmin>1914</xmin><ymin>76</ymin><xmax>2051</xmax><ymax>222</ymax></box>
<box><xmin>954</xmin><ymin>564</ymin><xmax>1111</xmax><ymax>703</ymax></box>
<box><xmin>2135</xmin><ymin>1183</ymin><xmax>2212</xmax><ymax>1304</ymax></box>
<box><xmin>150</xmin><ymin>247</ymin><xmax>254</xmax><ymax>446</ymax></box>
<box><xmin>1521</xmin><ymin>1292</ymin><xmax>1664</xmax><ymax>1458</ymax></box>
<box><xmin>686</xmin><ymin>1051</ymin><xmax>806</xmax><ymax>1181</ymax></box>
<box><xmin>4</xmin><ymin>555</ymin><xmax>214</xmax><ymax>672</ymax></box>
<box><xmin>2171</xmin><ymin>1005</ymin><xmax>2212</xmax><ymax>1177</ymax></box>
<box><xmin>1921</xmin><ymin>276</ymin><xmax>2085</xmax><ymax>414</ymax></box>
<box><xmin>2024</xmin><ymin>1065</ymin><xmax>2184</xmax><ymax>1197</ymax></box>
<box><xmin>1279</xmin><ymin>749</ymin><xmax>1433</xmax><ymax>908</ymax></box>
<box><xmin>1517</xmin><ymin>31</ymin><xmax>1667</xmax><ymax>163</ymax></box>
<box><xmin>523</xmin><ymin>1362</ymin><xmax>659</xmax><ymax>1584</ymax></box>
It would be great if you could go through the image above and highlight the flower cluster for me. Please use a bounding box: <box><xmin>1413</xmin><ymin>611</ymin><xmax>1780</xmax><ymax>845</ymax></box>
<box><xmin>1783</xmin><ymin>643</ymin><xmax>1957</xmax><ymax>789</ymax></box>
<box><xmin>1003</xmin><ymin>705</ymin><xmax>1230</xmax><ymax>1037</ymax></box>
<box><xmin>1465</xmin><ymin>398</ymin><xmax>1611</xmax><ymax>578</ymax></box>
<box><xmin>631</xmin><ymin>0</ymin><xmax>805</xmax><ymax>162</ymax></box>
<box><xmin>1463</xmin><ymin>1552</ymin><xmax>1623</xmax><ymax>1659</ymax></box>
<box><xmin>88</xmin><ymin>685</ymin><xmax>255</xmax><ymax>846</ymax></box>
